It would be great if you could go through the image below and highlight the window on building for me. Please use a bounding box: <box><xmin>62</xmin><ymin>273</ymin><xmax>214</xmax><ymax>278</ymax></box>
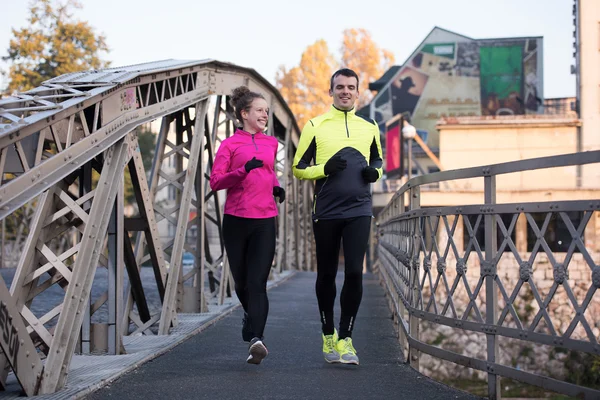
<box><xmin>463</xmin><ymin>214</ymin><xmax>516</xmax><ymax>253</ymax></box>
<box><xmin>427</xmin><ymin>167</ymin><xmax>440</xmax><ymax>189</ymax></box>
<box><xmin>186</xmin><ymin>225</ymin><xmax>198</xmax><ymax>245</ymax></box>
<box><xmin>526</xmin><ymin>212</ymin><xmax>583</xmax><ymax>253</ymax></box>
<box><xmin>168</xmin><ymin>185</ymin><xmax>177</xmax><ymax>201</ymax></box>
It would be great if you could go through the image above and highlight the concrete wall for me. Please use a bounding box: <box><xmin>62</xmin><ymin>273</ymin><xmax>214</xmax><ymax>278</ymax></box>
<box><xmin>579</xmin><ymin>0</ymin><xmax>600</xmax><ymax>188</ymax></box>
<box><xmin>437</xmin><ymin>117</ymin><xmax>583</xmax><ymax>191</ymax></box>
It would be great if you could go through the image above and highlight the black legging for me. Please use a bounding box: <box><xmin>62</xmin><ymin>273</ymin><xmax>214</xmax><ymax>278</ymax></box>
<box><xmin>223</xmin><ymin>214</ymin><xmax>276</xmax><ymax>340</ymax></box>
<box><xmin>313</xmin><ymin>216</ymin><xmax>371</xmax><ymax>339</ymax></box>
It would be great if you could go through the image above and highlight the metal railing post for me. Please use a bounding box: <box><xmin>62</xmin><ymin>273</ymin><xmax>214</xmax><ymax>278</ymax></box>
<box><xmin>409</xmin><ymin>185</ymin><xmax>421</xmax><ymax>370</ymax></box>
<box><xmin>484</xmin><ymin>174</ymin><xmax>500</xmax><ymax>399</ymax></box>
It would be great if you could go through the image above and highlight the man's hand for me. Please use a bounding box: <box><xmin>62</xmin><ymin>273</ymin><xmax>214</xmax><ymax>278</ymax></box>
<box><xmin>324</xmin><ymin>156</ymin><xmax>347</xmax><ymax>176</ymax></box>
<box><xmin>245</xmin><ymin>157</ymin><xmax>263</xmax><ymax>172</ymax></box>
<box><xmin>362</xmin><ymin>166</ymin><xmax>379</xmax><ymax>183</ymax></box>
<box><xmin>273</xmin><ymin>186</ymin><xmax>285</xmax><ymax>203</ymax></box>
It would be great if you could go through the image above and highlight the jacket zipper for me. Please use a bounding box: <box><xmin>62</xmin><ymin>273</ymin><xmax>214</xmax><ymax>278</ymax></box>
<box><xmin>251</xmin><ymin>134</ymin><xmax>258</xmax><ymax>150</ymax></box>
<box><xmin>313</xmin><ymin>177</ymin><xmax>329</xmax><ymax>216</ymax></box>
<box><xmin>344</xmin><ymin>112</ymin><xmax>350</xmax><ymax>138</ymax></box>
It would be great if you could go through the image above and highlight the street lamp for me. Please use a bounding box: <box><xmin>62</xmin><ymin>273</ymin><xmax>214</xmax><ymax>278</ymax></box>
<box><xmin>402</xmin><ymin>121</ymin><xmax>417</xmax><ymax>180</ymax></box>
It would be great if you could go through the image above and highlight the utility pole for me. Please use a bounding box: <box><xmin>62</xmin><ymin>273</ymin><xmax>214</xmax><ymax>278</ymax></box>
<box><xmin>402</xmin><ymin>119</ymin><xmax>417</xmax><ymax>180</ymax></box>
<box><xmin>572</xmin><ymin>0</ymin><xmax>582</xmax><ymax>187</ymax></box>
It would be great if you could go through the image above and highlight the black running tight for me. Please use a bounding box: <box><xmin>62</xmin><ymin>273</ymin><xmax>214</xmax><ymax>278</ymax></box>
<box><xmin>313</xmin><ymin>216</ymin><xmax>371</xmax><ymax>339</ymax></box>
<box><xmin>223</xmin><ymin>214</ymin><xmax>276</xmax><ymax>340</ymax></box>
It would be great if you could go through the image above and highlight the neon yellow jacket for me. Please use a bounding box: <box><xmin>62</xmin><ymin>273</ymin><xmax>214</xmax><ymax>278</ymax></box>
<box><xmin>293</xmin><ymin>105</ymin><xmax>382</xmax><ymax>220</ymax></box>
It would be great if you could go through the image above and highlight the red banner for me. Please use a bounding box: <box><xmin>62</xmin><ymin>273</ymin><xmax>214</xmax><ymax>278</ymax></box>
<box><xmin>385</xmin><ymin>120</ymin><xmax>403</xmax><ymax>177</ymax></box>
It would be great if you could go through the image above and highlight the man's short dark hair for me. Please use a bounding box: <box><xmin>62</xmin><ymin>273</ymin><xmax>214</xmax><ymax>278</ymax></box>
<box><xmin>330</xmin><ymin>68</ymin><xmax>359</xmax><ymax>91</ymax></box>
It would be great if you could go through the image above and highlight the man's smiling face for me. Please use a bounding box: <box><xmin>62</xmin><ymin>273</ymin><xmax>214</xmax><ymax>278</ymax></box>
<box><xmin>329</xmin><ymin>74</ymin><xmax>358</xmax><ymax>111</ymax></box>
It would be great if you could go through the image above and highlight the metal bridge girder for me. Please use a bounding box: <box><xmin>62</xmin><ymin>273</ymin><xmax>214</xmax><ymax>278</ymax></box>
<box><xmin>41</xmin><ymin>136</ymin><xmax>132</xmax><ymax>393</ymax></box>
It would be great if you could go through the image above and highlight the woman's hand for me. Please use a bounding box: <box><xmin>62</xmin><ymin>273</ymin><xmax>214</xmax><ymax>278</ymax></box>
<box><xmin>273</xmin><ymin>186</ymin><xmax>285</xmax><ymax>203</ymax></box>
<box><xmin>245</xmin><ymin>157</ymin><xmax>263</xmax><ymax>172</ymax></box>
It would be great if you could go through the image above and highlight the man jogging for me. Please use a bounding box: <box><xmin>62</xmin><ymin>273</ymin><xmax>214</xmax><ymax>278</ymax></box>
<box><xmin>292</xmin><ymin>68</ymin><xmax>382</xmax><ymax>365</ymax></box>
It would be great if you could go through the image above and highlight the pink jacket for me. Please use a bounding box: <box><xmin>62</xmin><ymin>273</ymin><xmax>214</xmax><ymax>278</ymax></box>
<box><xmin>209</xmin><ymin>129</ymin><xmax>280</xmax><ymax>218</ymax></box>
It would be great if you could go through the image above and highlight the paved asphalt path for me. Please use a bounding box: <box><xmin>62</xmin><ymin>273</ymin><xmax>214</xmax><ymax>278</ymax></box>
<box><xmin>87</xmin><ymin>271</ymin><xmax>481</xmax><ymax>400</ymax></box>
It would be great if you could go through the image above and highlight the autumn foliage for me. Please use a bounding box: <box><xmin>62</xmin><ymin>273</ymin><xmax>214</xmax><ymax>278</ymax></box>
<box><xmin>2</xmin><ymin>0</ymin><xmax>110</xmax><ymax>93</ymax></box>
<box><xmin>276</xmin><ymin>29</ymin><xmax>394</xmax><ymax>129</ymax></box>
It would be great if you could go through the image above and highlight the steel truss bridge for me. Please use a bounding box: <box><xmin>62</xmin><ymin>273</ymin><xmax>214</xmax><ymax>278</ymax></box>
<box><xmin>0</xmin><ymin>60</ymin><xmax>598</xmax><ymax>399</ymax></box>
<box><xmin>0</xmin><ymin>60</ymin><xmax>313</xmax><ymax>395</ymax></box>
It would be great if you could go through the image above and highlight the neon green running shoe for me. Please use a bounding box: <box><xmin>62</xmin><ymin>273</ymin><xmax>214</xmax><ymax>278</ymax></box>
<box><xmin>322</xmin><ymin>329</ymin><xmax>340</xmax><ymax>363</ymax></box>
<box><xmin>336</xmin><ymin>337</ymin><xmax>359</xmax><ymax>365</ymax></box>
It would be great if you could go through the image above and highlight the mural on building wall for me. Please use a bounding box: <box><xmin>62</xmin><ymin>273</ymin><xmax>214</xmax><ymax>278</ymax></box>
<box><xmin>371</xmin><ymin>29</ymin><xmax>543</xmax><ymax>152</ymax></box>
<box><xmin>390</xmin><ymin>67</ymin><xmax>429</xmax><ymax>118</ymax></box>
<box><xmin>480</xmin><ymin>44</ymin><xmax>524</xmax><ymax>116</ymax></box>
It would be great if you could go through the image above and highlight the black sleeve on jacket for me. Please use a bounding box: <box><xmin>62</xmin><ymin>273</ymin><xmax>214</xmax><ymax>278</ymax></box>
<box><xmin>369</xmin><ymin>136</ymin><xmax>383</xmax><ymax>169</ymax></box>
<box><xmin>296</xmin><ymin>136</ymin><xmax>317</xmax><ymax>170</ymax></box>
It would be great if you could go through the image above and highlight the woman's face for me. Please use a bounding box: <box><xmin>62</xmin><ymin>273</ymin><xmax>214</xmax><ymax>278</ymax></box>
<box><xmin>242</xmin><ymin>98</ymin><xmax>269</xmax><ymax>133</ymax></box>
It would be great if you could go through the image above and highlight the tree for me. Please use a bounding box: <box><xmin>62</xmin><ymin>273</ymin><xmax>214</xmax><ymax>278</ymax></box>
<box><xmin>341</xmin><ymin>28</ymin><xmax>395</xmax><ymax>108</ymax></box>
<box><xmin>276</xmin><ymin>65</ymin><xmax>306</xmax><ymax>127</ymax></box>
<box><xmin>87</xmin><ymin>126</ymin><xmax>155</xmax><ymax>208</ymax></box>
<box><xmin>2</xmin><ymin>0</ymin><xmax>109</xmax><ymax>93</ymax></box>
<box><xmin>136</xmin><ymin>125</ymin><xmax>157</xmax><ymax>175</ymax></box>
<box><xmin>276</xmin><ymin>39</ymin><xmax>336</xmax><ymax>129</ymax></box>
<box><xmin>276</xmin><ymin>30</ymin><xmax>394</xmax><ymax>128</ymax></box>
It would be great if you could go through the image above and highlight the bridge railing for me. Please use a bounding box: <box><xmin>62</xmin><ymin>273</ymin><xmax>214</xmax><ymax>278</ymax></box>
<box><xmin>375</xmin><ymin>150</ymin><xmax>600</xmax><ymax>399</ymax></box>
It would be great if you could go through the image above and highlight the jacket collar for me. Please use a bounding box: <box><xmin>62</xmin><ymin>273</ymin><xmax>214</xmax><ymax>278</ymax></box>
<box><xmin>235</xmin><ymin>128</ymin><xmax>263</xmax><ymax>136</ymax></box>
<box><xmin>329</xmin><ymin>104</ymin><xmax>356</xmax><ymax>117</ymax></box>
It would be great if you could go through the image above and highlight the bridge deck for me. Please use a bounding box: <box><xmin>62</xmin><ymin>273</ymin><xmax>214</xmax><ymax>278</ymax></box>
<box><xmin>87</xmin><ymin>272</ymin><xmax>478</xmax><ymax>400</ymax></box>
<box><xmin>0</xmin><ymin>271</ymin><xmax>480</xmax><ymax>399</ymax></box>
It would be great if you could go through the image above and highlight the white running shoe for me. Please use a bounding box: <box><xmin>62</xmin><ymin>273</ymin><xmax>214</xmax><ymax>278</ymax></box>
<box><xmin>246</xmin><ymin>337</ymin><xmax>268</xmax><ymax>364</ymax></box>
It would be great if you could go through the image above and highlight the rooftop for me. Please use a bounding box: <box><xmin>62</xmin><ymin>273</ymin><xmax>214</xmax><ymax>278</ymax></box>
<box><xmin>436</xmin><ymin>114</ymin><xmax>581</xmax><ymax>128</ymax></box>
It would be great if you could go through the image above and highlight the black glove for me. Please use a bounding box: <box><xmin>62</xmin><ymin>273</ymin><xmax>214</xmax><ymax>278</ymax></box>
<box><xmin>273</xmin><ymin>186</ymin><xmax>285</xmax><ymax>203</ymax></box>
<box><xmin>362</xmin><ymin>166</ymin><xmax>379</xmax><ymax>183</ymax></box>
<box><xmin>324</xmin><ymin>156</ymin><xmax>347</xmax><ymax>176</ymax></box>
<box><xmin>245</xmin><ymin>157</ymin><xmax>263</xmax><ymax>172</ymax></box>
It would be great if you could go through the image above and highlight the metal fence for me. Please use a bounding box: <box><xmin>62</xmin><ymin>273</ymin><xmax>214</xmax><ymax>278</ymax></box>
<box><xmin>375</xmin><ymin>150</ymin><xmax>600</xmax><ymax>399</ymax></box>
